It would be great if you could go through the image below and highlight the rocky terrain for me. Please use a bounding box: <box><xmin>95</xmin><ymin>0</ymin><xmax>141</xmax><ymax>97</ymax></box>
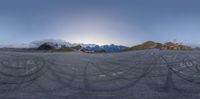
<box><xmin>125</xmin><ymin>41</ymin><xmax>192</xmax><ymax>51</ymax></box>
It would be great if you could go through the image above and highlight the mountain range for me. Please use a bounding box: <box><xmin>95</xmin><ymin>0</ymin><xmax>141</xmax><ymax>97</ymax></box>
<box><xmin>3</xmin><ymin>39</ymin><xmax>194</xmax><ymax>52</ymax></box>
<box><xmin>4</xmin><ymin>39</ymin><xmax>128</xmax><ymax>52</ymax></box>
<box><xmin>125</xmin><ymin>41</ymin><xmax>192</xmax><ymax>51</ymax></box>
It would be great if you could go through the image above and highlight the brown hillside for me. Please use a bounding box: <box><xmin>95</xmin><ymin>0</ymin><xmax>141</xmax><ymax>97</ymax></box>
<box><xmin>124</xmin><ymin>41</ymin><xmax>192</xmax><ymax>51</ymax></box>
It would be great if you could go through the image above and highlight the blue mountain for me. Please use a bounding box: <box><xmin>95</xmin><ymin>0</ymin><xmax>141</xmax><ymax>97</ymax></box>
<box><xmin>84</xmin><ymin>44</ymin><xmax>128</xmax><ymax>52</ymax></box>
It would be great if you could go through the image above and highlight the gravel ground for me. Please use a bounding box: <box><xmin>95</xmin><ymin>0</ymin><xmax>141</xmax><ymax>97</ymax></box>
<box><xmin>0</xmin><ymin>49</ymin><xmax>200</xmax><ymax>99</ymax></box>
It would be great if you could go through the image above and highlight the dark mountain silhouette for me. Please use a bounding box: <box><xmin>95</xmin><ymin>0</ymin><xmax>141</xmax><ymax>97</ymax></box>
<box><xmin>37</xmin><ymin>43</ymin><xmax>74</xmax><ymax>51</ymax></box>
<box><xmin>71</xmin><ymin>45</ymin><xmax>82</xmax><ymax>50</ymax></box>
<box><xmin>37</xmin><ymin>43</ymin><xmax>55</xmax><ymax>50</ymax></box>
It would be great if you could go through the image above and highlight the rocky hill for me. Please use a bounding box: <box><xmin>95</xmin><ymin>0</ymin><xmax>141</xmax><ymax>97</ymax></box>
<box><xmin>125</xmin><ymin>41</ymin><xmax>192</xmax><ymax>51</ymax></box>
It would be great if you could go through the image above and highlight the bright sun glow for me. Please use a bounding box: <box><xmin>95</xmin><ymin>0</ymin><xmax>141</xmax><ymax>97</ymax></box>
<box><xmin>68</xmin><ymin>32</ymin><xmax>110</xmax><ymax>45</ymax></box>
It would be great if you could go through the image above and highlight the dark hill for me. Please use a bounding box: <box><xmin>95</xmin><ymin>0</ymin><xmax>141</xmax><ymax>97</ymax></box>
<box><xmin>37</xmin><ymin>43</ymin><xmax>55</xmax><ymax>50</ymax></box>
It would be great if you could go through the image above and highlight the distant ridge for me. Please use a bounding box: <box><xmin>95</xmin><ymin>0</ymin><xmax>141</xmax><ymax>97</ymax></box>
<box><xmin>2</xmin><ymin>39</ymin><xmax>194</xmax><ymax>52</ymax></box>
<box><xmin>31</xmin><ymin>39</ymin><xmax>128</xmax><ymax>52</ymax></box>
<box><xmin>124</xmin><ymin>41</ymin><xmax>192</xmax><ymax>51</ymax></box>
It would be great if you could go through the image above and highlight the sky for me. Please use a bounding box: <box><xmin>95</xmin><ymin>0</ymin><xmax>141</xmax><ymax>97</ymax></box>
<box><xmin>0</xmin><ymin>0</ymin><xmax>200</xmax><ymax>47</ymax></box>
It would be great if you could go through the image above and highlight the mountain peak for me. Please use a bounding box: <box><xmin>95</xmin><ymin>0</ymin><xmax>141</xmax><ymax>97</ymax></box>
<box><xmin>4</xmin><ymin>39</ymin><xmax>128</xmax><ymax>53</ymax></box>
<box><xmin>124</xmin><ymin>41</ymin><xmax>192</xmax><ymax>51</ymax></box>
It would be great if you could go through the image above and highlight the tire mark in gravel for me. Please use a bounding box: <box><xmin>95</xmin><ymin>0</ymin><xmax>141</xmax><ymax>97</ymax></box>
<box><xmin>147</xmin><ymin>52</ymin><xmax>200</xmax><ymax>96</ymax></box>
<box><xmin>81</xmin><ymin>50</ymin><xmax>157</xmax><ymax>92</ymax></box>
<box><xmin>0</xmin><ymin>55</ymin><xmax>48</xmax><ymax>93</ymax></box>
<box><xmin>35</xmin><ymin>63</ymin><xmax>76</xmax><ymax>93</ymax></box>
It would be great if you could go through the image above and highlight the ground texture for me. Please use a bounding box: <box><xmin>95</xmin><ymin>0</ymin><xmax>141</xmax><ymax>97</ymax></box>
<box><xmin>0</xmin><ymin>50</ymin><xmax>200</xmax><ymax>99</ymax></box>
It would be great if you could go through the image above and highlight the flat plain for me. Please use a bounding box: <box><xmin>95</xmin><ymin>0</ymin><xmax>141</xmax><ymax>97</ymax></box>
<box><xmin>0</xmin><ymin>49</ymin><xmax>200</xmax><ymax>99</ymax></box>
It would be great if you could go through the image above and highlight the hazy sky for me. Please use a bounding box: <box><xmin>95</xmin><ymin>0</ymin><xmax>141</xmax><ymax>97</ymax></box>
<box><xmin>0</xmin><ymin>0</ymin><xmax>200</xmax><ymax>46</ymax></box>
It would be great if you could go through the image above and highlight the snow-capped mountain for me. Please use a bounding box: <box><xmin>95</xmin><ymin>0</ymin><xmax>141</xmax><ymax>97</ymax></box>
<box><xmin>101</xmin><ymin>44</ymin><xmax>128</xmax><ymax>52</ymax></box>
<box><xmin>85</xmin><ymin>44</ymin><xmax>128</xmax><ymax>52</ymax></box>
<box><xmin>30</xmin><ymin>39</ymin><xmax>100</xmax><ymax>49</ymax></box>
<box><xmin>3</xmin><ymin>39</ymin><xmax>128</xmax><ymax>52</ymax></box>
<box><xmin>31</xmin><ymin>39</ymin><xmax>76</xmax><ymax>49</ymax></box>
<box><xmin>30</xmin><ymin>39</ymin><xmax>128</xmax><ymax>52</ymax></box>
<box><xmin>79</xmin><ymin>44</ymin><xmax>98</xmax><ymax>48</ymax></box>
